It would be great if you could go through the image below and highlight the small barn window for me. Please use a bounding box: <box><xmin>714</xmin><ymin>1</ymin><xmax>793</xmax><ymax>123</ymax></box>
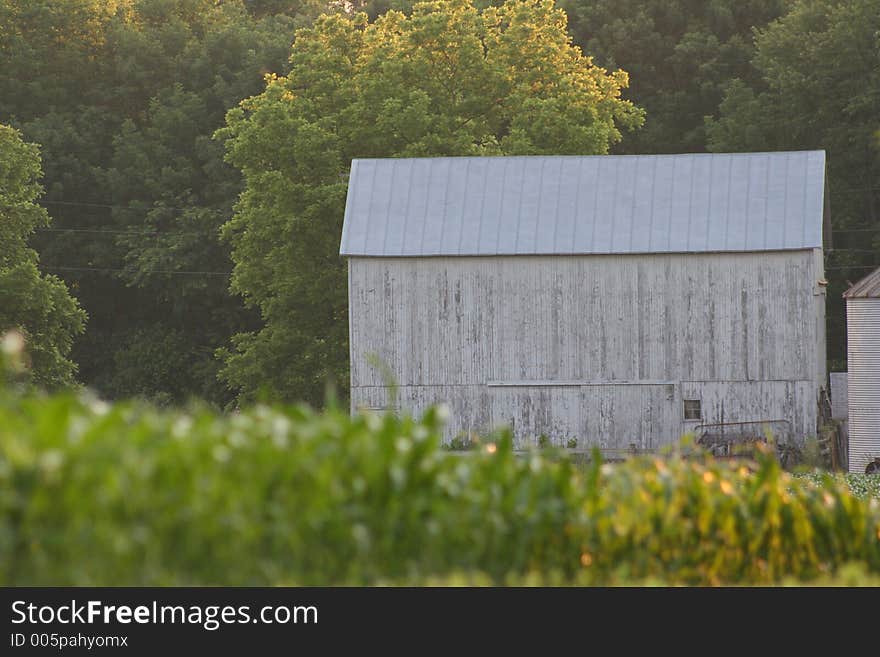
<box><xmin>683</xmin><ymin>399</ymin><xmax>701</xmax><ymax>421</ymax></box>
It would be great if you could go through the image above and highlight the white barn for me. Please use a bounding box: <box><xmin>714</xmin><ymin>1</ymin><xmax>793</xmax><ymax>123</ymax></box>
<box><xmin>340</xmin><ymin>152</ymin><xmax>828</xmax><ymax>449</ymax></box>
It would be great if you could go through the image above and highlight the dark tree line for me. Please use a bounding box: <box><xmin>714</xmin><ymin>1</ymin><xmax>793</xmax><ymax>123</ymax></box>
<box><xmin>1</xmin><ymin>0</ymin><xmax>876</xmax><ymax>403</ymax></box>
<box><xmin>1</xmin><ymin>0</ymin><xmax>325</xmax><ymax>404</ymax></box>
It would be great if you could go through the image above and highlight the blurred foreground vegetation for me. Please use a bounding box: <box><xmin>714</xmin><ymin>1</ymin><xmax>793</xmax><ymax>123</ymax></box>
<box><xmin>1</xmin><ymin>377</ymin><xmax>879</xmax><ymax>586</ymax></box>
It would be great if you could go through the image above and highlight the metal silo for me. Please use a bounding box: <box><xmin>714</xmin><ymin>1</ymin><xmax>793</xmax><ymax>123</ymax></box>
<box><xmin>844</xmin><ymin>267</ymin><xmax>880</xmax><ymax>474</ymax></box>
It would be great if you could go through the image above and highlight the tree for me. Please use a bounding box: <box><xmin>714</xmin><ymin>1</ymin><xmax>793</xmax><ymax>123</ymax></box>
<box><xmin>217</xmin><ymin>0</ymin><xmax>644</xmax><ymax>405</ymax></box>
<box><xmin>94</xmin><ymin>5</ymin><xmax>304</xmax><ymax>405</ymax></box>
<box><xmin>706</xmin><ymin>0</ymin><xmax>880</xmax><ymax>369</ymax></box>
<box><xmin>243</xmin><ymin>0</ymin><xmax>328</xmax><ymax>22</ymax></box>
<box><xmin>560</xmin><ymin>0</ymin><xmax>787</xmax><ymax>154</ymax></box>
<box><xmin>0</xmin><ymin>124</ymin><xmax>86</xmax><ymax>388</ymax></box>
<box><xmin>0</xmin><ymin>0</ymin><xmax>325</xmax><ymax>405</ymax></box>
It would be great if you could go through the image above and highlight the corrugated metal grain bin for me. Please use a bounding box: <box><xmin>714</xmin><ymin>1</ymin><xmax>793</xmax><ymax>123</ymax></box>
<box><xmin>844</xmin><ymin>268</ymin><xmax>880</xmax><ymax>473</ymax></box>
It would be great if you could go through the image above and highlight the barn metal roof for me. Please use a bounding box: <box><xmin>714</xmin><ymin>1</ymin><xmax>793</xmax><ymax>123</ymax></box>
<box><xmin>843</xmin><ymin>267</ymin><xmax>880</xmax><ymax>299</ymax></box>
<box><xmin>339</xmin><ymin>151</ymin><xmax>826</xmax><ymax>256</ymax></box>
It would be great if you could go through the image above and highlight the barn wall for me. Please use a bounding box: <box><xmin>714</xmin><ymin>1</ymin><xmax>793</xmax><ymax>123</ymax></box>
<box><xmin>813</xmin><ymin>247</ymin><xmax>828</xmax><ymax>390</ymax></box>
<box><xmin>352</xmin><ymin>380</ymin><xmax>817</xmax><ymax>449</ymax></box>
<box><xmin>349</xmin><ymin>252</ymin><xmax>822</xmax><ymax>446</ymax></box>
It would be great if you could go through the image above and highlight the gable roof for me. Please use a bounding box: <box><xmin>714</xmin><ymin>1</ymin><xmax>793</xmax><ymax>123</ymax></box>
<box><xmin>339</xmin><ymin>151</ymin><xmax>826</xmax><ymax>257</ymax></box>
<box><xmin>844</xmin><ymin>267</ymin><xmax>880</xmax><ymax>299</ymax></box>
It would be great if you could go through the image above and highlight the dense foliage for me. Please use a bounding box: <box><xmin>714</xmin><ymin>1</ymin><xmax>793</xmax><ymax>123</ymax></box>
<box><xmin>0</xmin><ymin>0</ymin><xmax>877</xmax><ymax>405</ymax></box>
<box><xmin>217</xmin><ymin>0</ymin><xmax>643</xmax><ymax>405</ymax></box>
<box><xmin>0</xmin><ymin>125</ymin><xmax>86</xmax><ymax>388</ymax></box>
<box><xmin>561</xmin><ymin>0</ymin><xmax>787</xmax><ymax>155</ymax></box>
<box><xmin>1</xmin><ymin>380</ymin><xmax>879</xmax><ymax>585</ymax></box>
<box><xmin>707</xmin><ymin>0</ymin><xmax>880</xmax><ymax>367</ymax></box>
<box><xmin>0</xmin><ymin>0</ymin><xmax>322</xmax><ymax>405</ymax></box>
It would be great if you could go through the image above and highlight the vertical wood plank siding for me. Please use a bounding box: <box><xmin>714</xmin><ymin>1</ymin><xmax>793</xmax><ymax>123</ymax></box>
<box><xmin>349</xmin><ymin>251</ymin><xmax>823</xmax><ymax>447</ymax></box>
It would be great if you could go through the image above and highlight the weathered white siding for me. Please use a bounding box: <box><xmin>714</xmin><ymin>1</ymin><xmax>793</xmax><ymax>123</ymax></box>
<box><xmin>830</xmin><ymin>372</ymin><xmax>848</xmax><ymax>420</ymax></box>
<box><xmin>349</xmin><ymin>251</ymin><xmax>824</xmax><ymax>447</ymax></box>
<box><xmin>846</xmin><ymin>298</ymin><xmax>880</xmax><ymax>473</ymax></box>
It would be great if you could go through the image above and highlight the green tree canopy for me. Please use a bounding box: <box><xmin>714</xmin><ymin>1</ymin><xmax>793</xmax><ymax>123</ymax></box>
<box><xmin>217</xmin><ymin>0</ymin><xmax>644</xmax><ymax>405</ymax></box>
<box><xmin>560</xmin><ymin>0</ymin><xmax>787</xmax><ymax>154</ymax></box>
<box><xmin>0</xmin><ymin>124</ymin><xmax>86</xmax><ymax>388</ymax></box>
<box><xmin>1</xmin><ymin>0</ymin><xmax>324</xmax><ymax>404</ymax></box>
<box><xmin>706</xmin><ymin>0</ymin><xmax>880</xmax><ymax>367</ymax></box>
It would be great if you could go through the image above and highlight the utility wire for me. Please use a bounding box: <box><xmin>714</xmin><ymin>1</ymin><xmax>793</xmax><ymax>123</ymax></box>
<box><xmin>33</xmin><ymin>225</ymin><xmax>878</xmax><ymax>236</ymax></box>
<box><xmin>43</xmin><ymin>263</ymin><xmax>873</xmax><ymax>275</ymax></box>
<box><xmin>33</xmin><ymin>227</ymin><xmax>863</xmax><ymax>248</ymax></box>
<box><xmin>43</xmin><ymin>265</ymin><xmax>231</xmax><ymax>277</ymax></box>
<box><xmin>34</xmin><ymin>227</ymin><xmax>210</xmax><ymax>236</ymax></box>
<box><xmin>39</xmin><ymin>200</ymin><xmax>226</xmax><ymax>213</ymax></box>
<box><xmin>825</xmin><ymin>264</ymin><xmax>880</xmax><ymax>271</ymax></box>
<box><xmin>828</xmin><ymin>184</ymin><xmax>880</xmax><ymax>193</ymax></box>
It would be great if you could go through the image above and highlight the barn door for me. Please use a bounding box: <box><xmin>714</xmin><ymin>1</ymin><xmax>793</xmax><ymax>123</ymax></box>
<box><xmin>579</xmin><ymin>383</ymin><xmax>680</xmax><ymax>452</ymax></box>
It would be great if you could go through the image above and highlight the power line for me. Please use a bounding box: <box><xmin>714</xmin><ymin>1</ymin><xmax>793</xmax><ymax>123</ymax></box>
<box><xmin>43</xmin><ymin>265</ymin><xmax>231</xmax><ymax>277</ymax></box>
<box><xmin>34</xmin><ymin>227</ymin><xmax>209</xmax><ymax>236</ymax></box>
<box><xmin>43</xmin><ymin>263</ymin><xmax>873</xmax><ymax>275</ymax></box>
<box><xmin>36</xmin><ymin>227</ymin><xmax>160</xmax><ymax>235</ymax></box>
<box><xmin>825</xmin><ymin>264</ymin><xmax>880</xmax><ymax>271</ymax></box>
<box><xmin>829</xmin><ymin>185</ymin><xmax>880</xmax><ymax>193</ymax></box>
<box><xmin>29</xmin><ymin>226</ymin><xmax>876</xmax><ymax>239</ymax></box>
<box><xmin>39</xmin><ymin>200</ymin><xmax>226</xmax><ymax>213</ymax></box>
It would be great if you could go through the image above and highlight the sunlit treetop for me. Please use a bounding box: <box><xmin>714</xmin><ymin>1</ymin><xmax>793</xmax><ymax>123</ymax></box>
<box><xmin>215</xmin><ymin>0</ymin><xmax>644</xmax><ymax>404</ymax></box>
<box><xmin>224</xmin><ymin>0</ymin><xmax>643</xmax><ymax>170</ymax></box>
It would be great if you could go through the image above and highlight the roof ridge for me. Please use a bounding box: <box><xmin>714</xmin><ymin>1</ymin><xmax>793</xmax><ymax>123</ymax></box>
<box><xmin>350</xmin><ymin>150</ymin><xmax>826</xmax><ymax>164</ymax></box>
<box><xmin>843</xmin><ymin>267</ymin><xmax>880</xmax><ymax>299</ymax></box>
